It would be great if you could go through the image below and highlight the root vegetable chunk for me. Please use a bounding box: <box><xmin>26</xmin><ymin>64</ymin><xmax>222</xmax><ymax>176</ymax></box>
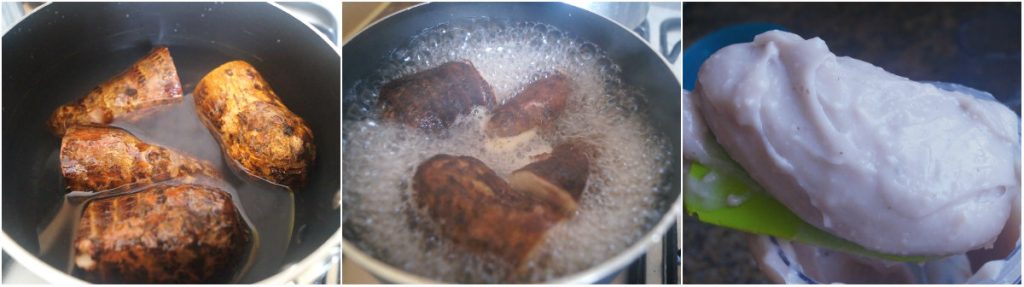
<box><xmin>509</xmin><ymin>139</ymin><xmax>596</xmax><ymax>216</ymax></box>
<box><xmin>48</xmin><ymin>47</ymin><xmax>183</xmax><ymax>135</ymax></box>
<box><xmin>194</xmin><ymin>61</ymin><xmax>316</xmax><ymax>189</ymax></box>
<box><xmin>73</xmin><ymin>184</ymin><xmax>248</xmax><ymax>283</ymax></box>
<box><xmin>413</xmin><ymin>140</ymin><xmax>597</xmax><ymax>271</ymax></box>
<box><xmin>380</xmin><ymin>61</ymin><xmax>496</xmax><ymax>132</ymax></box>
<box><xmin>486</xmin><ymin>72</ymin><xmax>572</xmax><ymax>138</ymax></box>
<box><xmin>413</xmin><ymin>154</ymin><xmax>562</xmax><ymax>269</ymax></box>
<box><xmin>60</xmin><ymin>126</ymin><xmax>218</xmax><ymax>192</ymax></box>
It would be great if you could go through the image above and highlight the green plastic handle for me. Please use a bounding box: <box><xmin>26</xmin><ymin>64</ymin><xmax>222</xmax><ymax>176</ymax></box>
<box><xmin>684</xmin><ymin>162</ymin><xmax>933</xmax><ymax>262</ymax></box>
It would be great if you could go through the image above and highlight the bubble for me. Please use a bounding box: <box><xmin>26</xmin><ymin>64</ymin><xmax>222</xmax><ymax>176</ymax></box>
<box><xmin>532</xmin><ymin>23</ymin><xmax>548</xmax><ymax>35</ymax></box>
<box><xmin>577</xmin><ymin>43</ymin><xmax>598</xmax><ymax>61</ymax></box>
<box><xmin>342</xmin><ymin>18</ymin><xmax>671</xmax><ymax>283</ymax></box>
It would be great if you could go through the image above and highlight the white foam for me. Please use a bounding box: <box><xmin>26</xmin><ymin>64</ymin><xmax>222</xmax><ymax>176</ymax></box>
<box><xmin>343</xmin><ymin>18</ymin><xmax>671</xmax><ymax>283</ymax></box>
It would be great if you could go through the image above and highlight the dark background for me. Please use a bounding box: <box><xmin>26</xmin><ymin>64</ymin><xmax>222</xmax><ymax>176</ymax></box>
<box><xmin>683</xmin><ymin>2</ymin><xmax>1021</xmax><ymax>284</ymax></box>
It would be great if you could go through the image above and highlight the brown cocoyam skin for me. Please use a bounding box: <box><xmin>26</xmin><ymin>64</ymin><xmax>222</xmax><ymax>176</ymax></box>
<box><xmin>73</xmin><ymin>184</ymin><xmax>248</xmax><ymax>283</ymax></box>
<box><xmin>60</xmin><ymin>126</ymin><xmax>219</xmax><ymax>193</ymax></box>
<box><xmin>413</xmin><ymin>154</ymin><xmax>563</xmax><ymax>270</ymax></box>
<box><xmin>486</xmin><ymin>72</ymin><xmax>572</xmax><ymax>138</ymax></box>
<box><xmin>509</xmin><ymin>139</ymin><xmax>597</xmax><ymax>216</ymax></box>
<box><xmin>194</xmin><ymin>60</ymin><xmax>316</xmax><ymax>190</ymax></box>
<box><xmin>380</xmin><ymin>61</ymin><xmax>496</xmax><ymax>132</ymax></box>
<box><xmin>48</xmin><ymin>47</ymin><xmax>183</xmax><ymax>136</ymax></box>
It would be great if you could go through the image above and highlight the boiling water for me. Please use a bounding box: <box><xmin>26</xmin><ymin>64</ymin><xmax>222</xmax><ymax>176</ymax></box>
<box><xmin>343</xmin><ymin>18</ymin><xmax>673</xmax><ymax>283</ymax></box>
<box><xmin>35</xmin><ymin>93</ymin><xmax>295</xmax><ymax>283</ymax></box>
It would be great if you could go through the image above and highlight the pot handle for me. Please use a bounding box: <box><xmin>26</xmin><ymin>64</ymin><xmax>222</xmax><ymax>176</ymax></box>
<box><xmin>659</xmin><ymin>18</ymin><xmax>681</xmax><ymax>63</ymax></box>
<box><xmin>289</xmin><ymin>244</ymin><xmax>341</xmax><ymax>284</ymax></box>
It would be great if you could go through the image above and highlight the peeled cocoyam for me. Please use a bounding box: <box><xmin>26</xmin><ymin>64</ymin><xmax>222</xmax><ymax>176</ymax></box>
<box><xmin>692</xmin><ymin>30</ymin><xmax>1019</xmax><ymax>255</ymax></box>
<box><xmin>483</xmin><ymin>128</ymin><xmax>542</xmax><ymax>154</ymax></box>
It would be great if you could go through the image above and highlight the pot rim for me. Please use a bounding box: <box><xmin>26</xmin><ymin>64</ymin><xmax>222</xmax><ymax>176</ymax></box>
<box><xmin>342</xmin><ymin>202</ymin><xmax>682</xmax><ymax>284</ymax></box>
<box><xmin>1</xmin><ymin>1</ymin><xmax>343</xmax><ymax>284</ymax></box>
<box><xmin>341</xmin><ymin>2</ymin><xmax>682</xmax><ymax>283</ymax></box>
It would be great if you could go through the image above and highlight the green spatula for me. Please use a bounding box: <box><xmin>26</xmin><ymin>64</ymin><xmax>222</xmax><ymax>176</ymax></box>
<box><xmin>685</xmin><ymin>161</ymin><xmax>935</xmax><ymax>262</ymax></box>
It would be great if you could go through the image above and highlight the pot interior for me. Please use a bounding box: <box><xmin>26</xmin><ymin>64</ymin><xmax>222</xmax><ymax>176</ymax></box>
<box><xmin>2</xmin><ymin>2</ymin><xmax>340</xmax><ymax>283</ymax></box>
<box><xmin>342</xmin><ymin>2</ymin><xmax>680</xmax><ymax>282</ymax></box>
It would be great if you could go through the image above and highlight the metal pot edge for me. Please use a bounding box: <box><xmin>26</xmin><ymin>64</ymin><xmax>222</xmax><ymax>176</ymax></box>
<box><xmin>342</xmin><ymin>1</ymin><xmax>684</xmax><ymax>283</ymax></box>
<box><xmin>1</xmin><ymin>1</ymin><xmax>344</xmax><ymax>284</ymax></box>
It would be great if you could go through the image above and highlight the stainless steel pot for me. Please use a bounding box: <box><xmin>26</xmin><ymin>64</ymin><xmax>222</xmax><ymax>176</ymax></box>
<box><xmin>341</xmin><ymin>2</ymin><xmax>682</xmax><ymax>283</ymax></box>
<box><xmin>2</xmin><ymin>2</ymin><xmax>341</xmax><ymax>284</ymax></box>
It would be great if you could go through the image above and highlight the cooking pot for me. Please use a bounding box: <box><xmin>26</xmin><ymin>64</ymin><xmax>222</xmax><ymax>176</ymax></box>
<box><xmin>2</xmin><ymin>2</ymin><xmax>340</xmax><ymax>284</ymax></box>
<box><xmin>341</xmin><ymin>2</ymin><xmax>681</xmax><ymax>283</ymax></box>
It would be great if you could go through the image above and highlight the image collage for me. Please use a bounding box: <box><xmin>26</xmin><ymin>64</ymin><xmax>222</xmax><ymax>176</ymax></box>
<box><xmin>0</xmin><ymin>1</ymin><xmax>1021</xmax><ymax>285</ymax></box>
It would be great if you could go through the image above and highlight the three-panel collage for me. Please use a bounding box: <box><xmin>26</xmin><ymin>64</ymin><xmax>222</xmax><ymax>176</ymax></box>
<box><xmin>0</xmin><ymin>1</ymin><xmax>1019</xmax><ymax>285</ymax></box>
